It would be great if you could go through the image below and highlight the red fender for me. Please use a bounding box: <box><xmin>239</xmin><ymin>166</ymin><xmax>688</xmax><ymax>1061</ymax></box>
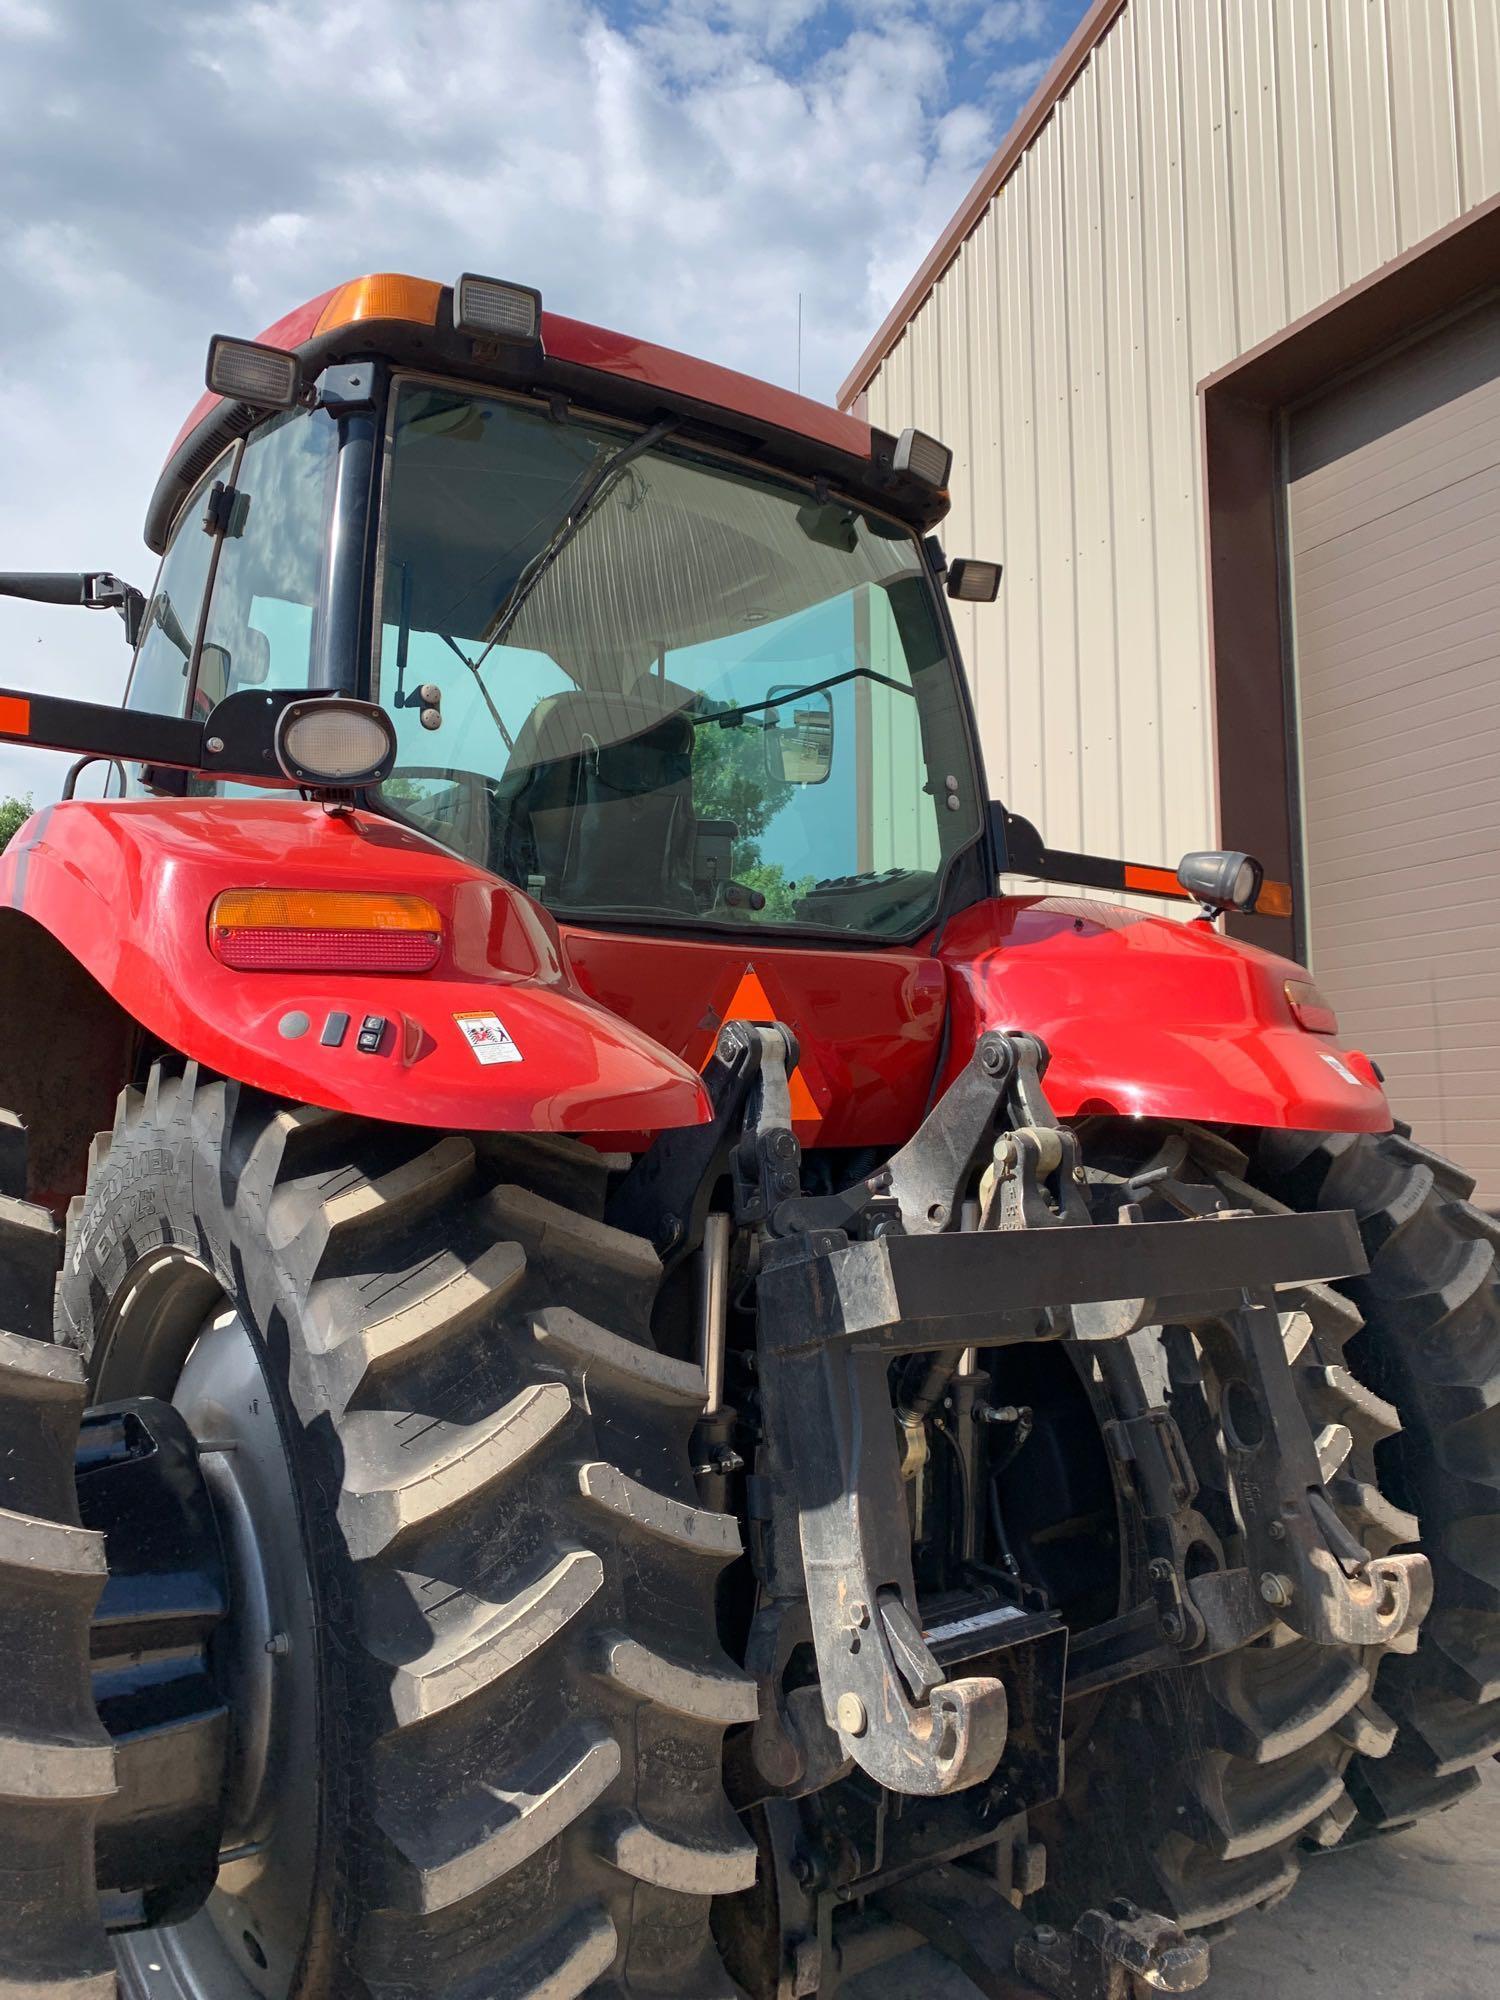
<box><xmin>0</xmin><ymin>799</ymin><xmax>709</xmax><ymax>1135</ymax></box>
<box><xmin>938</xmin><ymin>897</ymin><xmax>1392</xmax><ymax>1134</ymax></box>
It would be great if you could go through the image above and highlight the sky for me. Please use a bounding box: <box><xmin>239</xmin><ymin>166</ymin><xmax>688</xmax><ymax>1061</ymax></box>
<box><xmin>0</xmin><ymin>0</ymin><xmax>1080</xmax><ymax>806</ymax></box>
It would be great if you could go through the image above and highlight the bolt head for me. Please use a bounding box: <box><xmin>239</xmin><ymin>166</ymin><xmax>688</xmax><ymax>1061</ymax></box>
<box><xmin>205</xmin><ymin>735</ymin><xmax>225</xmax><ymax>755</ymax></box>
<box><xmin>836</xmin><ymin>1692</ymin><xmax>867</xmax><ymax>1737</ymax></box>
<box><xmin>1268</xmin><ymin>1519</ymin><xmax>1287</xmax><ymax>1541</ymax></box>
<box><xmin>1259</xmin><ymin>1571</ymin><xmax>1294</xmax><ymax>1607</ymax></box>
<box><xmin>1160</xmin><ymin>1611</ymin><xmax>1185</xmax><ymax>1642</ymax></box>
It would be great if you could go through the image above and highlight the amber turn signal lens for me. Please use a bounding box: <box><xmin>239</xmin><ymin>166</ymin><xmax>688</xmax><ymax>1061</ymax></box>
<box><xmin>1285</xmin><ymin>978</ymin><xmax>1338</xmax><ymax>1035</ymax></box>
<box><xmin>313</xmin><ymin>273</ymin><xmax>444</xmax><ymax>336</ymax></box>
<box><xmin>209</xmin><ymin>890</ymin><xmax>442</xmax><ymax>973</ymax></box>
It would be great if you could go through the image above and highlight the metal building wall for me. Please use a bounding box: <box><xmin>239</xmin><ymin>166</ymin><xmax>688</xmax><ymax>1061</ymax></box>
<box><xmin>858</xmin><ymin>0</ymin><xmax>1500</xmax><ymax>871</ymax></box>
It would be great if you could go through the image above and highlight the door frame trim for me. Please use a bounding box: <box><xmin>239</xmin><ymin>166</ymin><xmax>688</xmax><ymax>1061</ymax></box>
<box><xmin>1197</xmin><ymin>188</ymin><xmax>1500</xmax><ymax>958</ymax></box>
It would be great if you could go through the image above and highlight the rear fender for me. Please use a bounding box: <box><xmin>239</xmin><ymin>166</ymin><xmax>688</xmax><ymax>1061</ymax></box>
<box><xmin>937</xmin><ymin>897</ymin><xmax>1391</xmax><ymax>1133</ymax></box>
<box><xmin>0</xmin><ymin>799</ymin><xmax>710</xmax><ymax>1151</ymax></box>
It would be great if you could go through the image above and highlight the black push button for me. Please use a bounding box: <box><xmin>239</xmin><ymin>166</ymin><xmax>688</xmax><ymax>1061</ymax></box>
<box><xmin>357</xmin><ymin>1014</ymin><xmax>387</xmax><ymax>1053</ymax></box>
<box><xmin>321</xmin><ymin>1010</ymin><xmax>350</xmax><ymax>1048</ymax></box>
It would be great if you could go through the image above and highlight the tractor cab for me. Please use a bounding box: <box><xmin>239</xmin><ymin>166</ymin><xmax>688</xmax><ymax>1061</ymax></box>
<box><xmin>104</xmin><ymin>277</ymin><xmax>992</xmax><ymax>953</ymax></box>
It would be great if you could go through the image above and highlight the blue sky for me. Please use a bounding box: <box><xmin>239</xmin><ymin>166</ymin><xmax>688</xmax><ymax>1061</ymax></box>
<box><xmin>0</xmin><ymin>0</ymin><xmax>1081</xmax><ymax>805</ymax></box>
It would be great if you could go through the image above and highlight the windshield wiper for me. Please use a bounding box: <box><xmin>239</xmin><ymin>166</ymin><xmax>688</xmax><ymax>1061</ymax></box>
<box><xmin>463</xmin><ymin>417</ymin><xmax>680</xmax><ymax>682</ymax></box>
<box><xmin>697</xmin><ymin>664</ymin><xmax>915</xmax><ymax>730</ymax></box>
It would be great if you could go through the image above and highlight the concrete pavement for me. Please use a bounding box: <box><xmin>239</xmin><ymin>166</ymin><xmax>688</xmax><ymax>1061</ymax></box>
<box><xmin>852</xmin><ymin>1762</ymin><xmax>1499</xmax><ymax>2000</ymax></box>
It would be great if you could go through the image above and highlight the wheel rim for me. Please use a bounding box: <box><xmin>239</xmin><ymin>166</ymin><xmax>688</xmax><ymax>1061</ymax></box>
<box><xmin>94</xmin><ymin>1254</ymin><xmax>319</xmax><ymax>2000</ymax></box>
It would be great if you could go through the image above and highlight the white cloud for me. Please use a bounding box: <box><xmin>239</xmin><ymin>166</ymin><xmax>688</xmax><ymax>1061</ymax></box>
<box><xmin>0</xmin><ymin>0</ymin><xmax>58</xmax><ymax>37</ymax></box>
<box><xmin>968</xmin><ymin>0</ymin><xmax>1051</xmax><ymax>50</ymax></box>
<box><xmin>989</xmin><ymin>53</ymin><xmax>1053</xmax><ymax>99</ymax></box>
<box><xmin>0</xmin><ymin>0</ymin><xmax>1077</xmax><ymax>805</ymax></box>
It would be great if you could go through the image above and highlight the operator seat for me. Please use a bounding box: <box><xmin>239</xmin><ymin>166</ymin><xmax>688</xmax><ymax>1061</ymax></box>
<box><xmin>496</xmin><ymin>681</ymin><xmax>700</xmax><ymax>910</ymax></box>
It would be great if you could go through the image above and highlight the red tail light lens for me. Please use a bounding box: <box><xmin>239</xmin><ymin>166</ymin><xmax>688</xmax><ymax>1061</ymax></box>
<box><xmin>210</xmin><ymin>890</ymin><xmax>442</xmax><ymax>973</ymax></box>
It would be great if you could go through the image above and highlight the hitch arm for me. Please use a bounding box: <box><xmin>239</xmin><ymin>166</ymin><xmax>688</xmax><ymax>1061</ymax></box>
<box><xmin>757</xmin><ymin>1247</ymin><xmax>1011</xmax><ymax>1797</ymax></box>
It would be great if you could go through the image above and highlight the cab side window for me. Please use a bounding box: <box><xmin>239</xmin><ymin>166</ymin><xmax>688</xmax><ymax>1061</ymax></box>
<box><xmin>124</xmin><ymin>450</ymin><xmax>235</xmax><ymax>719</ymax></box>
<box><xmin>195</xmin><ymin>408</ymin><xmax>337</xmax><ymax>710</ymax></box>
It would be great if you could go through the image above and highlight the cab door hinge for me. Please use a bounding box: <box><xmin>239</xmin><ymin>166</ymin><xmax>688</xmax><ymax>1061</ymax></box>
<box><xmin>201</xmin><ymin>481</ymin><xmax>249</xmax><ymax>539</ymax></box>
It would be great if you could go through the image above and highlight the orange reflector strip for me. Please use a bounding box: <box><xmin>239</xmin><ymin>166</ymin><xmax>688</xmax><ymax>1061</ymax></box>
<box><xmin>1122</xmin><ymin>863</ymin><xmax>1183</xmax><ymax>898</ymax></box>
<box><xmin>0</xmin><ymin>694</ymin><xmax>31</xmax><ymax>736</ymax></box>
<box><xmin>211</xmin><ymin>889</ymin><xmax>442</xmax><ymax>932</ymax></box>
<box><xmin>1255</xmin><ymin>878</ymin><xmax>1294</xmax><ymax>918</ymax></box>
<box><xmin>314</xmin><ymin>273</ymin><xmax>444</xmax><ymax>337</ymax></box>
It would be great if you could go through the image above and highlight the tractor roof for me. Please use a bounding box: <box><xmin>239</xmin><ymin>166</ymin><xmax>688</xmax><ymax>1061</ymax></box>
<box><xmin>151</xmin><ymin>272</ymin><xmax>890</xmax><ymax>554</ymax></box>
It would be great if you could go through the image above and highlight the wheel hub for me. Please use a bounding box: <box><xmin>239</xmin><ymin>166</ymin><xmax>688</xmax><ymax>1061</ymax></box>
<box><xmin>77</xmin><ymin>1296</ymin><xmax>318</xmax><ymax>1999</ymax></box>
<box><xmin>76</xmin><ymin>1398</ymin><xmax>230</xmax><ymax>1931</ymax></box>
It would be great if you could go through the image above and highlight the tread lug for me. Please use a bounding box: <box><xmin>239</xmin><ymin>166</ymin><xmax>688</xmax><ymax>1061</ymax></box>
<box><xmin>578</xmin><ymin>1463</ymin><xmax>740</xmax><ymax>1557</ymax></box>
<box><xmin>340</xmin><ymin>1384</ymin><xmax>573</xmax><ymax>1557</ymax></box>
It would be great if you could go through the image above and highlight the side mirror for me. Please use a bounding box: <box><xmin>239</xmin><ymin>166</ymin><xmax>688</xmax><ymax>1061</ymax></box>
<box><xmin>764</xmin><ymin>684</ymin><xmax>834</xmax><ymax>785</ymax></box>
<box><xmin>196</xmin><ymin>629</ymin><xmax>272</xmax><ymax>710</ymax></box>
<box><xmin>0</xmin><ymin>571</ymin><xmax>146</xmax><ymax>648</ymax></box>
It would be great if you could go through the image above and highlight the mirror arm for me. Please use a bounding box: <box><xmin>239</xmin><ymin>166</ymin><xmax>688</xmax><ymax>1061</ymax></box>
<box><xmin>0</xmin><ymin>572</ymin><xmax>146</xmax><ymax>648</ymax></box>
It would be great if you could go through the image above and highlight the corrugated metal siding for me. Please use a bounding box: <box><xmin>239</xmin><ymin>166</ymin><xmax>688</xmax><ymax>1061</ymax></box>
<box><xmin>861</xmin><ymin>0</ymin><xmax>1500</xmax><ymax>875</ymax></box>
<box><xmin>1287</xmin><ymin>296</ymin><xmax>1500</xmax><ymax>1203</ymax></box>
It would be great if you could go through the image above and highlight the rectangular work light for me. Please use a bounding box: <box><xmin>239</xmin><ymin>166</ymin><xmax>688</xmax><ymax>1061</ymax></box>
<box><xmin>453</xmin><ymin>274</ymin><xmax>543</xmax><ymax>343</ymax></box>
<box><xmin>946</xmin><ymin>558</ymin><xmax>1003</xmax><ymax>603</ymax></box>
<box><xmin>893</xmin><ymin>426</ymin><xmax>953</xmax><ymax>490</ymax></box>
<box><xmin>205</xmin><ymin>335</ymin><xmax>303</xmax><ymax>410</ymax></box>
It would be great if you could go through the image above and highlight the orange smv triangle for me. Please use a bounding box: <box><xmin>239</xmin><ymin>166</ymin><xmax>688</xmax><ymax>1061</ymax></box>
<box><xmin>712</xmin><ymin>965</ymin><xmax>823</xmax><ymax>1132</ymax></box>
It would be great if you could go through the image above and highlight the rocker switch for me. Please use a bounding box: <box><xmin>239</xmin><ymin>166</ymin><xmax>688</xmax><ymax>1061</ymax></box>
<box><xmin>357</xmin><ymin>1014</ymin><xmax>387</xmax><ymax>1054</ymax></box>
<box><xmin>320</xmin><ymin>1011</ymin><xmax>350</xmax><ymax>1048</ymax></box>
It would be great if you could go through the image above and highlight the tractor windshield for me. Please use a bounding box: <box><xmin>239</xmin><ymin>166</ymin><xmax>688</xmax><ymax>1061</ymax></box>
<box><xmin>374</xmin><ymin>379</ymin><xmax>983</xmax><ymax>937</ymax></box>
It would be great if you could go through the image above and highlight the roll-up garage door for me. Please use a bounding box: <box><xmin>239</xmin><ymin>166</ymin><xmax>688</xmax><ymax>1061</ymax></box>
<box><xmin>1285</xmin><ymin>297</ymin><xmax>1500</xmax><ymax>1207</ymax></box>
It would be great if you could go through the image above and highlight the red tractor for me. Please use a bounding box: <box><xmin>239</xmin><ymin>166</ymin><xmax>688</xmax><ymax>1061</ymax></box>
<box><xmin>0</xmin><ymin>272</ymin><xmax>1493</xmax><ymax>2000</ymax></box>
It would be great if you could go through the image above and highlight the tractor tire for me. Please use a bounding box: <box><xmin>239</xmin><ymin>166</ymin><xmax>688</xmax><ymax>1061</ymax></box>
<box><xmin>1254</xmin><ymin>1124</ymin><xmax>1500</xmax><ymax>1834</ymax></box>
<box><xmin>56</xmin><ymin>1063</ymin><xmax>755</xmax><ymax>2000</ymax></box>
<box><xmin>0</xmin><ymin>1129</ymin><xmax>115</xmax><ymax>1997</ymax></box>
<box><xmin>1040</xmin><ymin>1124</ymin><xmax>1433</xmax><ymax>1933</ymax></box>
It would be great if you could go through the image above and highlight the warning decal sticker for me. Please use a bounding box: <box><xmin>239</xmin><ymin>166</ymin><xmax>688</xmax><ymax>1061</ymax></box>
<box><xmin>1319</xmin><ymin>1051</ymin><xmax>1364</xmax><ymax>1089</ymax></box>
<box><xmin>454</xmin><ymin>1012</ymin><xmax>523</xmax><ymax>1065</ymax></box>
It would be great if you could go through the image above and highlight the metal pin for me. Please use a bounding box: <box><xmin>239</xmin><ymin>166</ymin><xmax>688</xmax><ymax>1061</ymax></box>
<box><xmin>699</xmin><ymin>1213</ymin><xmax>731</xmax><ymax>1416</ymax></box>
<box><xmin>217</xmin><ymin>1840</ymin><xmax>266</xmax><ymax>1865</ymax></box>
